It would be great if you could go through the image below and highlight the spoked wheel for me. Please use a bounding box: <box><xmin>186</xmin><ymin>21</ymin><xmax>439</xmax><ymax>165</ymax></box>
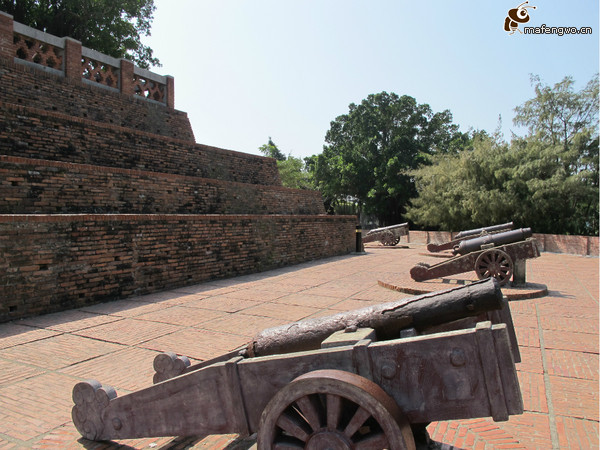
<box><xmin>475</xmin><ymin>249</ymin><xmax>513</xmax><ymax>286</ymax></box>
<box><xmin>381</xmin><ymin>232</ymin><xmax>399</xmax><ymax>246</ymax></box>
<box><xmin>257</xmin><ymin>370</ymin><xmax>415</xmax><ymax>450</ymax></box>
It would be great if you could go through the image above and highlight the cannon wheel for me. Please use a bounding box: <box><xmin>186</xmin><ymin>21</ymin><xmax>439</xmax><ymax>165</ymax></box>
<box><xmin>257</xmin><ymin>369</ymin><xmax>416</xmax><ymax>450</ymax></box>
<box><xmin>475</xmin><ymin>249</ymin><xmax>513</xmax><ymax>286</ymax></box>
<box><xmin>381</xmin><ymin>232</ymin><xmax>400</xmax><ymax>246</ymax></box>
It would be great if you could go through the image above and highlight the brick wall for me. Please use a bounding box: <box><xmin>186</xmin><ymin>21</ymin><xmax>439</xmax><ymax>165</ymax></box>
<box><xmin>0</xmin><ymin>102</ymin><xmax>281</xmax><ymax>185</ymax></box>
<box><xmin>0</xmin><ymin>21</ymin><xmax>356</xmax><ymax>325</ymax></box>
<box><xmin>0</xmin><ymin>214</ymin><xmax>357</xmax><ymax>322</ymax></box>
<box><xmin>0</xmin><ymin>57</ymin><xmax>194</xmax><ymax>141</ymax></box>
<box><xmin>0</xmin><ymin>156</ymin><xmax>324</xmax><ymax>215</ymax></box>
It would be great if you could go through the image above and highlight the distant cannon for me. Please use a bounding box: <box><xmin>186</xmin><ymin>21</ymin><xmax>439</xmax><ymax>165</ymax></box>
<box><xmin>362</xmin><ymin>223</ymin><xmax>409</xmax><ymax>246</ymax></box>
<box><xmin>412</xmin><ymin>228</ymin><xmax>539</xmax><ymax>286</ymax></box>
<box><xmin>427</xmin><ymin>222</ymin><xmax>514</xmax><ymax>253</ymax></box>
<box><xmin>72</xmin><ymin>279</ymin><xmax>522</xmax><ymax>449</ymax></box>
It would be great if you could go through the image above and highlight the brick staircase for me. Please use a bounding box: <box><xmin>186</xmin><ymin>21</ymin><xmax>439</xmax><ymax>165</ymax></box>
<box><xmin>0</xmin><ymin>12</ymin><xmax>356</xmax><ymax>323</ymax></box>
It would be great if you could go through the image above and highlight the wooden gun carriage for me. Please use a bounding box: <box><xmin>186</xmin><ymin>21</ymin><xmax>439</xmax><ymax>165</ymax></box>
<box><xmin>363</xmin><ymin>223</ymin><xmax>409</xmax><ymax>246</ymax></box>
<box><xmin>412</xmin><ymin>228</ymin><xmax>540</xmax><ymax>286</ymax></box>
<box><xmin>427</xmin><ymin>222</ymin><xmax>514</xmax><ymax>253</ymax></box>
<box><xmin>72</xmin><ymin>278</ymin><xmax>522</xmax><ymax>449</ymax></box>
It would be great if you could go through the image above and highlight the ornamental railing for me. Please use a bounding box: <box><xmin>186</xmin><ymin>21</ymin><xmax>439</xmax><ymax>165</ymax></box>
<box><xmin>0</xmin><ymin>11</ymin><xmax>174</xmax><ymax>108</ymax></box>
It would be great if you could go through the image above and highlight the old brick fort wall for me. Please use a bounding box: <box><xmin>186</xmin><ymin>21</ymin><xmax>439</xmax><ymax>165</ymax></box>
<box><xmin>0</xmin><ymin>215</ymin><xmax>355</xmax><ymax>318</ymax></box>
<box><xmin>0</xmin><ymin>12</ymin><xmax>357</xmax><ymax>323</ymax></box>
<box><xmin>0</xmin><ymin>155</ymin><xmax>324</xmax><ymax>215</ymax></box>
<box><xmin>0</xmin><ymin>102</ymin><xmax>281</xmax><ymax>186</ymax></box>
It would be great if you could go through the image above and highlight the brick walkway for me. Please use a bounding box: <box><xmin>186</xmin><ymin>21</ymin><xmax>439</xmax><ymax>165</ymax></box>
<box><xmin>0</xmin><ymin>245</ymin><xmax>597</xmax><ymax>449</ymax></box>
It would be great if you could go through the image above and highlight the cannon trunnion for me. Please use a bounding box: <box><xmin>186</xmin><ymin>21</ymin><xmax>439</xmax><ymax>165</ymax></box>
<box><xmin>72</xmin><ymin>279</ymin><xmax>522</xmax><ymax>448</ymax></box>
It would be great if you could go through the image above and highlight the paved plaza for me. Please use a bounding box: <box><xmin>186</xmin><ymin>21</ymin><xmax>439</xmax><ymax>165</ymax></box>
<box><xmin>0</xmin><ymin>244</ymin><xmax>598</xmax><ymax>449</ymax></box>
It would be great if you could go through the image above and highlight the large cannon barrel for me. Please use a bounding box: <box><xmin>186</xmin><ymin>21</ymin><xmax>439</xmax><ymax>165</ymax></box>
<box><xmin>454</xmin><ymin>227</ymin><xmax>532</xmax><ymax>256</ymax></box>
<box><xmin>454</xmin><ymin>222</ymin><xmax>514</xmax><ymax>239</ymax></box>
<box><xmin>246</xmin><ymin>278</ymin><xmax>503</xmax><ymax>357</ymax></box>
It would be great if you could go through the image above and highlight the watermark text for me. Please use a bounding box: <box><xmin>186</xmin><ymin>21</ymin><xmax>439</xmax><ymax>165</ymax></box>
<box><xmin>523</xmin><ymin>24</ymin><xmax>593</xmax><ymax>36</ymax></box>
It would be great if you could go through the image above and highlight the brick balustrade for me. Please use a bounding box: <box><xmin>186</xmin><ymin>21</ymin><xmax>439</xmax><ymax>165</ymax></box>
<box><xmin>0</xmin><ymin>11</ymin><xmax>174</xmax><ymax>108</ymax></box>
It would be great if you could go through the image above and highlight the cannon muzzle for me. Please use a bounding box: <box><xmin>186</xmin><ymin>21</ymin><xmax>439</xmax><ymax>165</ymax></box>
<box><xmin>246</xmin><ymin>277</ymin><xmax>503</xmax><ymax>357</ymax></box>
<box><xmin>453</xmin><ymin>227</ymin><xmax>532</xmax><ymax>256</ymax></box>
<box><xmin>454</xmin><ymin>222</ymin><xmax>514</xmax><ymax>240</ymax></box>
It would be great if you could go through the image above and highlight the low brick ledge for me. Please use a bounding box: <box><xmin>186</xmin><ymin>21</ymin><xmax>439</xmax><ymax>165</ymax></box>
<box><xmin>0</xmin><ymin>154</ymin><xmax>315</xmax><ymax>195</ymax></box>
<box><xmin>0</xmin><ymin>100</ymin><xmax>273</xmax><ymax>162</ymax></box>
<box><xmin>0</xmin><ymin>213</ymin><xmax>348</xmax><ymax>223</ymax></box>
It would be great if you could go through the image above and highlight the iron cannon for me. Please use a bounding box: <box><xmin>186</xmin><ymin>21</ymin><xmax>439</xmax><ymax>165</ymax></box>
<box><xmin>453</xmin><ymin>228</ymin><xmax>532</xmax><ymax>256</ymax></box>
<box><xmin>412</xmin><ymin>228</ymin><xmax>540</xmax><ymax>286</ymax></box>
<box><xmin>362</xmin><ymin>223</ymin><xmax>409</xmax><ymax>246</ymax></box>
<box><xmin>72</xmin><ymin>278</ymin><xmax>522</xmax><ymax>449</ymax></box>
<box><xmin>427</xmin><ymin>222</ymin><xmax>514</xmax><ymax>253</ymax></box>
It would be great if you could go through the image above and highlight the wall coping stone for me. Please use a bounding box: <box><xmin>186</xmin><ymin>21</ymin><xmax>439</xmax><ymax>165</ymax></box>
<box><xmin>13</xmin><ymin>20</ymin><xmax>64</xmax><ymax>48</ymax></box>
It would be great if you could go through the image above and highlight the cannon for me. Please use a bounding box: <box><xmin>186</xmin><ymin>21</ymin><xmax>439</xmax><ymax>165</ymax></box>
<box><xmin>427</xmin><ymin>222</ymin><xmax>514</xmax><ymax>253</ymax></box>
<box><xmin>72</xmin><ymin>278</ymin><xmax>522</xmax><ymax>449</ymax></box>
<box><xmin>362</xmin><ymin>223</ymin><xmax>409</xmax><ymax>246</ymax></box>
<box><xmin>412</xmin><ymin>228</ymin><xmax>539</xmax><ymax>286</ymax></box>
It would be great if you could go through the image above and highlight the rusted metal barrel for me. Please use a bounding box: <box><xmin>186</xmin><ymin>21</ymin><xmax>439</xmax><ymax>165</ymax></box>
<box><xmin>246</xmin><ymin>278</ymin><xmax>503</xmax><ymax>357</ymax></box>
<box><xmin>454</xmin><ymin>222</ymin><xmax>514</xmax><ymax>239</ymax></box>
<box><xmin>453</xmin><ymin>227</ymin><xmax>532</xmax><ymax>256</ymax></box>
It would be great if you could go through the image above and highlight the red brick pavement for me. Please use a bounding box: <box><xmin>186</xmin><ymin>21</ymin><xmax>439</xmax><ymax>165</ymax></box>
<box><xmin>0</xmin><ymin>245</ymin><xmax>597</xmax><ymax>449</ymax></box>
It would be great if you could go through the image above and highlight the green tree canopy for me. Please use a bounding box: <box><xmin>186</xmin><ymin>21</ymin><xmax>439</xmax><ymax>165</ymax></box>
<box><xmin>514</xmin><ymin>74</ymin><xmax>598</xmax><ymax>149</ymax></box>
<box><xmin>258</xmin><ymin>138</ymin><xmax>314</xmax><ymax>190</ymax></box>
<box><xmin>277</xmin><ymin>155</ymin><xmax>314</xmax><ymax>190</ymax></box>
<box><xmin>406</xmin><ymin>74</ymin><xmax>599</xmax><ymax>235</ymax></box>
<box><xmin>258</xmin><ymin>137</ymin><xmax>286</xmax><ymax>161</ymax></box>
<box><xmin>310</xmin><ymin>92</ymin><xmax>466</xmax><ymax>224</ymax></box>
<box><xmin>1</xmin><ymin>0</ymin><xmax>159</xmax><ymax>67</ymax></box>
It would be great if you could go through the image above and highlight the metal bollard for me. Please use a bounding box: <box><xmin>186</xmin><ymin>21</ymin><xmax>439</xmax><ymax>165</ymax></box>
<box><xmin>355</xmin><ymin>225</ymin><xmax>364</xmax><ymax>252</ymax></box>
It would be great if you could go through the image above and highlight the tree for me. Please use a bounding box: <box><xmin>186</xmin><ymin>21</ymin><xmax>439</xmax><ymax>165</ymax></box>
<box><xmin>407</xmin><ymin>74</ymin><xmax>599</xmax><ymax>235</ymax></box>
<box><xmin>514</xmin><ymin>74</ymin><xmax>598</xmax><ymax>150</ymax></box>
<box><xmin>258</xmin><ymin>138</ymin><xmax>314</xmax><ymax>189</ymax></box>
<box><xmin>405</xmin><ymin>132</ymin><xmax>513</xmax><ymax>231</ymax></box>
<box><xmin>0</xmin><ymin>0</ymin><xmax>160</xmax><ymax>68</ymax></box>
<box><xmin>258</xmin><ymin>137</ymin><xmax>286</xmax><ymax>161</ymax></box>
<box><xmin>277</xmin><ymin>155</ymin><xmax>314</xmax><ymax>190</ymax></box>
<box><xmin>310</xmin><ymin>92</ymin><xmax>466</xmax><ymax>225</ymax></box>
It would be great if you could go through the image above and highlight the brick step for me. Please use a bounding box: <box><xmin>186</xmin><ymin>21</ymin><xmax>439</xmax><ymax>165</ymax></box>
<box><xmin>0</xmin><ymin>101</ymin><xmax>281</xmax><ymax>186</ymax></box>
<box><xmin>0</xmin><ymin>155</ymin><xmax>325</xmax><ymax>215</ymax></box>
<box><xmin>0</xmin><ymin>213</ymin><xmax>357</xmax><ymax>322</ymax></box>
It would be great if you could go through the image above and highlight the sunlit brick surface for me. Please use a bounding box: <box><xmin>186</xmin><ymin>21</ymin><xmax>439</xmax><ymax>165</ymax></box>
<box><xmin>0</xmin><ymin>245</ymin><xmax>597</xmax><ymax>448</ymax></box>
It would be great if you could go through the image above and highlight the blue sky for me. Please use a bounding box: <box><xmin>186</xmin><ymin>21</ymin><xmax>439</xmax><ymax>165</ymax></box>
<box><xmin>144</xmin><ymin>0</ymin><xmax>598</xmax><ymax>159</ymax></box>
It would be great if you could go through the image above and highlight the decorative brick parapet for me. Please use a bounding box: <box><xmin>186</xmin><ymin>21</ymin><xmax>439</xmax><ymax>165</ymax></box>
<box><xmin>0</xmin><ymin>57</ymin><xmax>194</xmax><ymax>140</ymax></box>
<box><xmin>0</xmin><ymin>214</ymin><xmax>357</xmax><ymax>322</ymax></box>
<box><xmin>0</xmin><ymin>12</ymin><xmax>174</xmax><ymax>108</ymax></box>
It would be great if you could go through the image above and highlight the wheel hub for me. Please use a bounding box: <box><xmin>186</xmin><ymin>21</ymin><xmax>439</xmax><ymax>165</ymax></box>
<box><xmin>306</xmin><ymin>429</ymin><xmax>352</xmax><ymax>450</ymax></box>
<box><xmin>488</xmin><ymin>262</ymin><xmax>501</xmax><ymax>275</ymax></box>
